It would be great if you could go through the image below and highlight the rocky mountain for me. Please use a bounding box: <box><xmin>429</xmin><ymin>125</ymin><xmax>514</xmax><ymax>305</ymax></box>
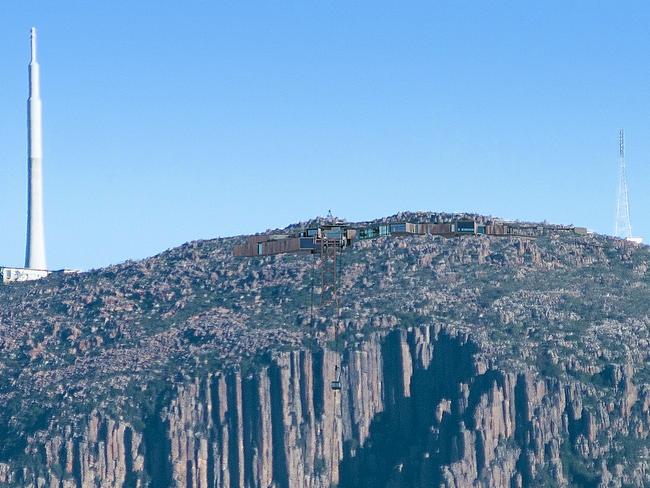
<box><xmin>0</xmin><ymin>211</ymin><xmax>649</xmax><ymax>487</ymax></box>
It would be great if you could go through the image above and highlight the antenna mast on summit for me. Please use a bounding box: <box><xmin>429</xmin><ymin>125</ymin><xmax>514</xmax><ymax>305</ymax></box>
<box><xmin>615</xmin><ymin>129</ymin><xmax>633</xmax><ymax>239</ymax></box>
<box><xmin>26</xmin><ymin>27</ymin><xmax>47</xmax><ymax>270</ymax></box>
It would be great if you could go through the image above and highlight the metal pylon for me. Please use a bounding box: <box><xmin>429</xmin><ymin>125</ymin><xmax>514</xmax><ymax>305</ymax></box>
<box><xmin>320</xmin><ymin>238</ymin><xmax>339</xmax><ymax>310</ymax></box>
<box><xmin>615</xmin><ymin>129</ymin><xmax>633</xmax><ymax>239</ymax></box>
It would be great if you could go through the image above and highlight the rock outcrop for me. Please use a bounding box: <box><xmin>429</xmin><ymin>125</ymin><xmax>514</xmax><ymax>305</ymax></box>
<box><xmin>4</xmin><ymin>326</ymin><xmax>649</xmax><ymax>487</ymax></box>
<box><xmin>2</xmin><ymin>212</ymin><xmax>650</xmax><ymax>487</ymax></box>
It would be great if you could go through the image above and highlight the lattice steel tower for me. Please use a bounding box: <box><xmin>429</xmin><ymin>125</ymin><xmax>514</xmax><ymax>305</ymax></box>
<box><xmin>615</xmin><ymin>129</ymin><xmax>633</xmax><ymax>239</ymax></box>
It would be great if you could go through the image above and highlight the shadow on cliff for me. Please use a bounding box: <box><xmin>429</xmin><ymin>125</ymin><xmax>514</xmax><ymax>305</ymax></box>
<box><xmin>337</xmin><ymin>328</ymin><xmax>485</xmax><ymax>487</ymax></box>
<box><xmin>142</xmin><ymin>392</ymin><xmax>174</xmax><ymax>488</ymax></box>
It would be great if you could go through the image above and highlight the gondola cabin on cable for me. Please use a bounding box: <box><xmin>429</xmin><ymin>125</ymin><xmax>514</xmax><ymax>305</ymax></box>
<box><xmin>330</xmin><ymin>365</ymin><xmax>342</xmax><ymax>391</ymax></box>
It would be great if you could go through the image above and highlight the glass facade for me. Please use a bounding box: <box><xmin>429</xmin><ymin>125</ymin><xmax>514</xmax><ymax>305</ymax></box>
<box><xmin>357</xmin><ymin>228</ymin><xmax>377</xmax><ymax>239</ymax></box>
<box><xmin>456</xmin><ymin>221</ymin><xmax>476</xmax><ymax>233</ymax></box>
<box><xmin>300</xmin><ymin>237</ymin><xmax>315</xmax><ymax>249</ymax></box>
<box><xmin>325</xmin><ymin>227</ymin><xmax>343</xmax><ymax>239</ymax></box>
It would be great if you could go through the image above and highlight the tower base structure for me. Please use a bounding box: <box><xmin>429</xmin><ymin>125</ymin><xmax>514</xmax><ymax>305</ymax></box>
<box><xmin>0</xmin><ymin>267</ymin><xmax>80</xmax><ymax>285</ymax></box>
<box><xmin>1</xmin><ymin>267</ymin><xmax>49</xmax><ymax>284</ymax></box>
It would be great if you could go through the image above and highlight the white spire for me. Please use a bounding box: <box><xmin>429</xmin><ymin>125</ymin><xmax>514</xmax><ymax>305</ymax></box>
<box><xmin>30</xmin><ymin>27</ymin><xmax>37</xmax><ymax>62</ymax></box>
<box><xmin>25</xmin><ymin>26</ymin><xmax>47</xmax><ymax>270</ymax></box>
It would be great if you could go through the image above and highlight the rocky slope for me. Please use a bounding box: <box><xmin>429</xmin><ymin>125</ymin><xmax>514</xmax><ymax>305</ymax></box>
<box><xmin>0</xmin><ymin>212</ymin><xmax>649</xmax><ymax>487</ymax></box>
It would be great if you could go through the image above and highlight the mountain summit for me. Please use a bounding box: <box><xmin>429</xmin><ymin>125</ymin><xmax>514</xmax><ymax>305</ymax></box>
<box><xmin>0</xmin><ymin>212</ymin><xmax>649</xmax><ymax>487</ymax></box>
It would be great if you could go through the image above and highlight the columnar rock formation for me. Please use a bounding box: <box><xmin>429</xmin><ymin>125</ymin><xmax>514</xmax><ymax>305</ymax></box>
<box><xmin>3</xmin><ymin>325</ymin><xmax>648</xmax><ymax>487</ymax></box>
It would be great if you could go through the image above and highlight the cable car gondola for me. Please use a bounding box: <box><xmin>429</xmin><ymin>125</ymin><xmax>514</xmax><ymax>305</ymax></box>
<box><xmin>330</xmin><ymin>365</ymin><xmax>341</xmax><ymax>391</ymax></box>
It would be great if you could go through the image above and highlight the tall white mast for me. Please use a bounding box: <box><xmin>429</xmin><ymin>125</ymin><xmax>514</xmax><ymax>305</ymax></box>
<box><xmin>25</xmin><ymin>27</ymin><xmax>47</xmax><ymax>270</ymax></box>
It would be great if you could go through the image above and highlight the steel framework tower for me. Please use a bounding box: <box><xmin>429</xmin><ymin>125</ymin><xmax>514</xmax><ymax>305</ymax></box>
<box><xmin>615</xmin><ymin>129</ymin><xmax>633</xmax><ymax>239</ymax></box>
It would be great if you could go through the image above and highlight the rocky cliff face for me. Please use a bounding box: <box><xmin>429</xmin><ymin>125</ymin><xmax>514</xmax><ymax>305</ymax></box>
<box><xmin>3</xmin><ymin>325</ymin><xmax>649</xmax><ymax>487</ymax></box>
<box><xmin>2</xmin><ymin>212</ymin><xmax>650</xmax><ymax>487</ymax></box>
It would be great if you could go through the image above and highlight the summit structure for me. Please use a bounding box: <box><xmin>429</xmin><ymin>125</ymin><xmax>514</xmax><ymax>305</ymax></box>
<box><xmin>615</xmin><ymin>130</ymin><xmax>642</xmax><ymax>243</ymax></box>
<box><xmin>25</xmin><ymin>27</ymin><xmax>47</xmax><ymax>270</ymax></box>
<box><xmin>1</xmin><ymin>28</ymin><xmax>78</xmax><ymax>283</ymax></box>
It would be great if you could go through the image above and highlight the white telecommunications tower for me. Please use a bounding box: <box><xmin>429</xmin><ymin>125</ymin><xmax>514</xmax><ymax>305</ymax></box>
<box><xmin>25</xmin><ymin>27</ymin><xmax>47</xmax><ymax>269</ymax></box>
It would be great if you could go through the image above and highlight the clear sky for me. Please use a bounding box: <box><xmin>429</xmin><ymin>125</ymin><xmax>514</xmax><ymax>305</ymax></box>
<box><xmin>1</xmin><ymin>1</ymin><xmax>649</xmax><ymax>270</ymax></box>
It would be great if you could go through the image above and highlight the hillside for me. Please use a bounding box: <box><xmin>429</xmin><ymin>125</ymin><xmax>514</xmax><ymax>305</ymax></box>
<box><xmin>0</xmin><ymin>211</ymin><xmax>649</xmax><ymax>487</ymax></box>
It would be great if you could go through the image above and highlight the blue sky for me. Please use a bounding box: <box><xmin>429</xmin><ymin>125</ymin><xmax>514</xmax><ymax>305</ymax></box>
<box><xmin>1</xmin><ymin>1</ymin><xmax>649</xmax><ymax>270</ymax></box>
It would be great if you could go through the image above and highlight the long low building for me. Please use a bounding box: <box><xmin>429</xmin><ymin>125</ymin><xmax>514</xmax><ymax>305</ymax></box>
<box><xmin>1</xmin><ymin>267</ymin><xmax>49</xmax><ymax>284</ymax></box>
<box><xmin>1</xmin><ymin>266</ymin><xmax>80</xmax><ymax>285</ymax></box>
<box><xmin>234</xmin><ymin>219</ymin><xmax>591</xmax><ymax>258</ymax></box>
<box><xmin>234</xmin><ymin>224</ymin><xmax>355</xmax><ymax>257</ymax></box>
